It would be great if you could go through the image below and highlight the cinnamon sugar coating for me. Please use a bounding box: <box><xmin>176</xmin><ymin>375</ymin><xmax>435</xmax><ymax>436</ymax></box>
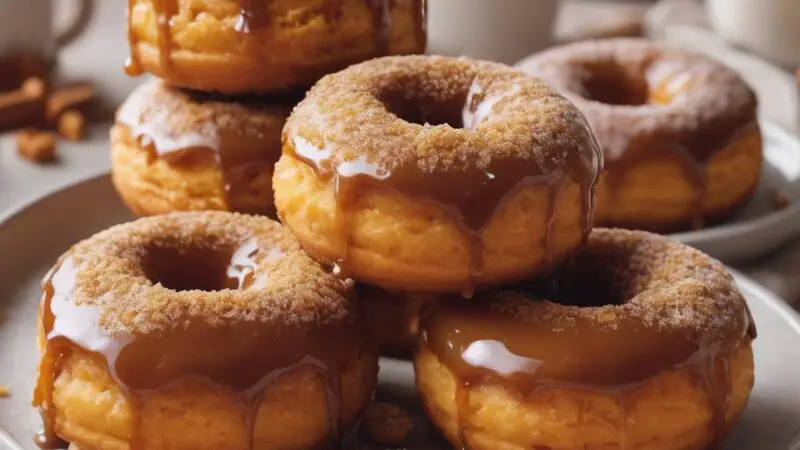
<box><xmin>517</xmin><ymin>38</ymin><xmax>757</xmax><ymax>163</ymax></box>
<box><xmin>285</xmin><ymin>55</ymin><xmax>599</xmax><ymax>178</ymax></box>
<box><xmin>485</xmin><ymin>228</ymin><xmax>753</xmax><ymax>342</ymax></box>
<box><xmin>116</xmin><ymin>80</ymin><xmax>297</xmax><ymax>150</ymax></box>
<box><xmin>52</xmin><ymin>211</ymin><xmax>355</xmax><ymax>336</ymax></box>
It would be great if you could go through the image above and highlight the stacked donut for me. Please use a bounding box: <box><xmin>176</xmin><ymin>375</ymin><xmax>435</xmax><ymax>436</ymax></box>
<box><xmin>34</xmin><ymin>29</ymin><xmax>757</xmax><ymax>450</ymax></box>
<box><xmin>110</xmin><ymin>0</ymin><xmax>426</xmax><ymax>218</ymax></box>
<box><xmin>274</xmin><ymin>55</ymin><xmax>757</xmax><ymax>449</ymax></box>
<box><xmin>518</xmin><ymin>38</ymin><xmax>763</xmax><ymax>232</ymax></box>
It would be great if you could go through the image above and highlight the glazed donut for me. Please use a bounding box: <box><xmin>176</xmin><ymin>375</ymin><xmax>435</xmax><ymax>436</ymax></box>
<box><xmin>33</xmin><ymin>211</ymin><xmax>378</xmax><ymax>450</ymax></box>
<box><xmin>518</xmin><ymin>38</ymin><xmax>762</xmax><ymax>231</ymax></box>
<box><xmin>111</xmin><ymin>80</ymin><xmax>296</xmax><ymax>217</ymax></box>
<box><xmin>359</xmin><ymin>285</ymin><xmax>434</xmax><ymax>357</ymax></box>
<box><xmin>415</xmin><ymin>228</ymin><xmax>756</xmax><ymax>450</ymax></box>
<box><xmin>126</xmin><ymin>0</ymin><xmax>427</xmax><ymax>93</ymax></box>
<box><xmin>274</xmin><ymin>55</ymin><xmax>603</xmax><ymax>295</ymax></box>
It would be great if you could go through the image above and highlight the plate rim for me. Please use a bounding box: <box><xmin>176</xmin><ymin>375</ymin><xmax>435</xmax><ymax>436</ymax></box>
<box><xmin>671</xmin><ymin>121</ymin><xmax>800</xmax><ymax>245</ymax></box>
<box><xmin>732</xmin><ymin>269</ymin><xmax>800</xmax><ymax>336</ymax></box>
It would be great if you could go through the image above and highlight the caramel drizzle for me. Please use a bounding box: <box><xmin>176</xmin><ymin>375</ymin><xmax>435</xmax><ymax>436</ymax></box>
<box><xmin>33</xmin><ymin>247</ymin><xmax>353</xmax><ymax>449</ymax></box>
<box><xmin>236</xmin><ymin>0</ymin><xmax>270</xmax><ymax>33</ymax></box>
<box><xmin>422</xmin><ymin>294</ymin><xmax>754</xmax><ymax>449</ymax></box>
<box><xmin>152</xmin><ymin>0</ymin><xmax>177</xmax><ymax>75</ymax></box>
<box><xmin>604</xmin><ymin>122</ymin><xmax>757</xmax><ymax>230</ymax></box>
<box><xmin>413</xmin><ymin>0</ymin><xmax>428</xmax><ymax>52</ymax></box>
<box><xmin>124</xmin><ymin>0</ymin><xmax>143</xmax><ymax>76</ymax></box>
<box><xmin>116</xmin><ymin>94</ymin><xmax>288</xmax><ymax>217</ymax></box>
<box><xmin>364</xmin><ymin>0</ymin><xmax>392</xmax><ymax>56</ymax></box>
<box><xmin>289</xmin><ymin>83</ymin><xmax>600</xmax><ymax>297</ymax></box>
<box><xmin>599</xmin><ymin>70</ymin><xmax>759</xmax><ymax>230</ymax></box>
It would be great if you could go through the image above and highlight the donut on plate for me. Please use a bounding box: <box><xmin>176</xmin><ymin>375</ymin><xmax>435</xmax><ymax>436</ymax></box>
<box><xmin>126</xmin><ymin>0</ymin><xmax>427</xmax><ymax>93</ymax></box>
<box><xmin>33</xmin><ymin>211</ymin><xmax>378</xmax><ymax>450</ymax></box>
<box><xmin>518</xmin><ymin>38</ymin><xmax>762</xmax><ymax>231</ymax></box>
<box><xmin>274</xmin><ymin>55</ymin><xmax>603</xmax><ymax>295</ymax></box>
<box><xmin>415</xmin><ymin>228</ymin><xmax>756</xmax><ymax>450</ymax></box>
<box><xmin>111</xmin><ymin>80</ymin><xmax>296</xmax><ymax>218</ymax></box>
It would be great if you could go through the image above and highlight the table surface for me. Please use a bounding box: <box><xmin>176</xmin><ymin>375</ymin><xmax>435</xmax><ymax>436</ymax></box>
<box><xmin>4</xmin><ymin>0</ymin><xmax>800</xmax><ymax>307</ymax></box>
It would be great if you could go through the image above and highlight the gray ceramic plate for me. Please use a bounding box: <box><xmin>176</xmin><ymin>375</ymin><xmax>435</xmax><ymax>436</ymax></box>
<box><xmin>0</xmin><ymin>175</ymin><xmax>799</xmax><ymax>449</ymax></box>
<box><xmin>671</xmin><ymin>122</ymin><xmax>800</xmax><ymax>261</ymax></box>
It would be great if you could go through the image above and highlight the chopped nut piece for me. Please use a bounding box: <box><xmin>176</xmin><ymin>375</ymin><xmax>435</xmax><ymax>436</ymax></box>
<box><xmin>0</xmin><ymin>386</ymin><xmax>10</xmax><ymax>398</ymax></box>
<box><xmin>361</xmin><ymin>402</ymin><xmax>413</xmax><ymax>446</ymax></box>
<box><xmin>58</xmin><ymin>110</ymin><xmax>86</xmax><ymax>142</ymax></box>
<box><xmin>17</xmin><ymin>129</ymin><xmax>56</xmax><ymax>163</ymax></box>
<box><xmin>22</xmin><ymin>77</ymin><xmax>47</xmax><ymax>98</ymax></box>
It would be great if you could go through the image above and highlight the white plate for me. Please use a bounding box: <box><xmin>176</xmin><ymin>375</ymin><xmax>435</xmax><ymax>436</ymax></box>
<box><xmin>671</xmin><ymin>122</ymin><xmax>800</xmax><ymax>261</ymax></box>
<box><xmin>0</xmin><ymin>175</ymin><xmax>799</xmax><ymax>449</ymax></box>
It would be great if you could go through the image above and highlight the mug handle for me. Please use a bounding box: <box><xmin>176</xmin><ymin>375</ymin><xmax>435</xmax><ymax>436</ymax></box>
<box><xmin>54</xmin><ymin>0</ymin><xmax>96</xmax><ymax>49</ymax></box>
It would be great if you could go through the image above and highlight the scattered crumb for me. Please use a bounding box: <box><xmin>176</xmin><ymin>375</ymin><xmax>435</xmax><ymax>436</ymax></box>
<box><xmin>22</xmin><ymin>77</ymin><xmax>47</xmax><ymax>98</ymax></box>
<box><xmin>361</xmin><ymin>402</ymin><xmax>413</xmax><ymax>446</ymax></box>
<box><xmin>17</xmin><ymin>128</ymin><xmax>56</xmax><ymax>163</ymax></box>
<box><xmin>0</xmin><ymin>386</ymin><xmax>10</xmax><ymax>398</ymax></box>
<box><xmin>773</xmin><ymin>189</ymin><xmax>791</xmax><ymax>210</ymax></box>
<box><xmin>58</xmin><ymin>109</ymin><xmax>86</xmax><ymax>142</ymax></box>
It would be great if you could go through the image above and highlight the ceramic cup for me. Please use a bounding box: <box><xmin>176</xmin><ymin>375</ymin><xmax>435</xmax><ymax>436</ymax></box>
<box><xmin>0</xmin><ymin>0</ymin><xmax>94</xmax><ymax>61</ymax></box>
<box><xmin>707</xmin><ymin>0</ymin><xmax>800</xmax><ymax>66</ymax></box>
<box><xmin>427</xmin><ymin>0</ymin><xmax>559</xmax><ymax>65</ymax></box>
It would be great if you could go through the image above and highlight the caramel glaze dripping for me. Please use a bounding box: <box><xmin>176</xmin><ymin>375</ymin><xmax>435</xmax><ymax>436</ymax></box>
<box><xmin>33</xmin><ymin>244</ymin><xmax>357</xmax><ymax>449</ymax></box>
<box><xmin>236</xmin><ymin>0</ymin><xmax>270</xmax><ymax>33</ymax></box>
<box><xmin>364</xmin><ymin>0</ymin><xmax>392</xmax><ymax>56</ymax></box>
<box><xmin>288</xmin><ymin>83</ymin><xmax>601</xmax><ymax>297</ymax></box>
<box><xmin>365</xmin><ymin>0</ymin><xmax>428</xmax><ymax>55</ymax></box>
<box><xmin>600</xmin><ymin>69</ymin><xmax>759</xmax><ymax>231</ymax></box>
<box><xmin>117</xmin><ymin>97</ymin><xmax>287</xmax><ymax>217</ymax></box>
<box><xmin>602</xmin><ymin>121</ymin><xmax>759</xmax><ymax>231</ymax></box>
<box><xmin>125</xmin><ymin>0</ymin><xmax>143</xmax><ymax>76</ymax></box>
<box><xmin>421</xmin><ymin>288</ymin><xmax>755</xmax><ymax>449</ymax></box>
<box><xmin>152</xmin><ymin>0</ymin><xmax>177</xmax><ymax>74</ymax></box>
<box><xmin>413</xmin><ymin>0</ymin><xmax>428</xmax><ymax>52</ymax></box>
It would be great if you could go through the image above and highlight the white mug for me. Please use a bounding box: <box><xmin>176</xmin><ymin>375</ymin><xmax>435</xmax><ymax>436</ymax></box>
<box><xmin>0</xmin><ymin>0</ymin><xmax>94</xmax><ymax>61</ymax></box>
<box><xmin>707</xmin><ymin>0</ymin><xmax>800</xmax><ymax>66</ymax></box>
<box><xmin>427</xmin><ymin>0</ymin><xmax>559</xmax><ymax>65</ymax></box>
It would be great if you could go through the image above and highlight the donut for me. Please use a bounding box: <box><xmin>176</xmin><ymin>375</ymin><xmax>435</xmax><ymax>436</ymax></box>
<box><xmin>33</xmin><ymin>211</ymin><xmax>378</xmax><ymax>450</ymax></box>
<box><xmin>517</xmin><ymin>38</ymin><xmax>762</xmax><ymax>231</ymax></box>
<box><xmin>111</xmin><ymin>80</ymin><xmax>296</xmax><ymax>217</ymax></box>
<box><xmin>415</xmin><ymin>228</ymin><xmax>756</xmax><ymax>450</ymax></box>
<box><xmin>125</xmin><ymin>0</ymin><xmax>427</xmax><ymax>93</ymax></box>
<box><xmin>359</xmin><ymin>285</ymin><xmax>434</xmax><ymax>357</ymax></box>
<box><xmin>274</xmin><ymin>55</ymin><xmax>603</xmax><ymax>295</ymax></box>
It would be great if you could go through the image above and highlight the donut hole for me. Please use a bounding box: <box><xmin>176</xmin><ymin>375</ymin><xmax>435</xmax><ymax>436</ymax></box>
<box><xmin>528</xmin><ymin>274</ymin><xmax>624</xmax><ymax>308</ymax></box>
<box><xmin>526</xmin><ymin>248</ymin><xmax>636</xmax><ymax>307</ymax></box>
<box><xmin>378</xmin><ymin>88</ymin><xmax>468</xmax><ymax>129</ymax></box>
<box><xmin>579</xmin><ymin>61</ymin><xmax>649</xmax><ymax>106</ymax></box>
<box><xmin>142</xmin><ymin>243</ymin><xmax>253</xmax><ymax>291</ymax></box>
